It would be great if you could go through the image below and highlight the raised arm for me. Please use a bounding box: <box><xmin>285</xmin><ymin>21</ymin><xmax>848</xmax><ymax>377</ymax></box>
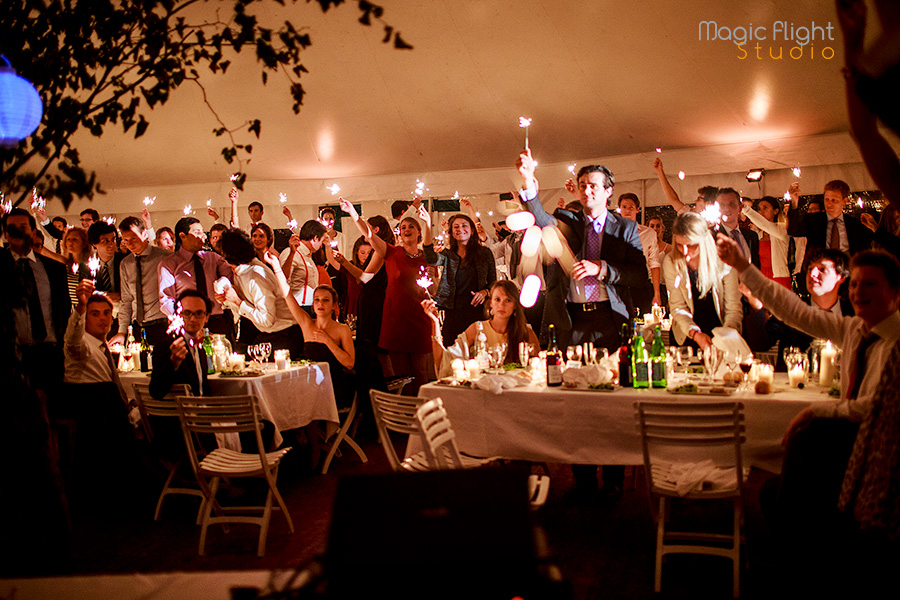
<box><xmin>516</xmin><ymin>149</ymin><xmax>558</xmax><ymax>228</ymax></box>
<box><xmin>262</xmin><ymin>252</ymin><xmax>312</xmax><ymax>329</ymax></box>
<box><xmin>742</xmin><ymin>205</ymin><xmax>788</xmax><ymax>241</ymax></box>
<box><xmin>229</xmin><ymin>188</ymin><xmax>240</xmax><ymax>229</ymax></box>
<box><xmin>340</xmin><ymin>197</ymin><xmax>385</xmax><ymax>258</ymax></box>
<box><xmin>653</xmin><ymin>157</ymin><xmax>688</xmax><ymax>213</ymax></box>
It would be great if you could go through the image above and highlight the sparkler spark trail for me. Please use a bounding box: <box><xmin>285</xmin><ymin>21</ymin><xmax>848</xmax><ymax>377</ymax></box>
<box><xmin>143</xmin><ymin>196</ymin><xmax>156</xmax><ymax>206</ymax></box>
<box><xmin>568</xmin><ymin>163</ymin><xmax>576</xmax><ymax>175</ymax></box>
<box><xmin>88</xmin><ymin>256</ymin><xmax>101</xmax><ymax>280</ymax></box>
<box><xmin>279</xmin><ymin>193</ymin><xmax>287</xmax><ymax>203</ymax></box>
<box><xmin>700</xmin><ymin>201</ymin><xmax>723</xmax><ymax>227</ymax></box>
<box><xmin>31</xmin><ymin>188</ymin><xmax>45</xmax><ymax>210</ymax></box>
<box><xmin>183</xmin><ymin>205</ymin><xmax>192</xmax><ymax>216</ymax></box>
<box><xmin>415</xmin><ymin>266</ymin><xmax>434</xmax><ymax>299</ymax></box>
<box><xmin>287</xmin><ymin>219</ymin><xmax>298</xmax><ymax>230</ymax></box>
<box><xmin>103</xmin><ymin>216</ymin><xmax>116</xmax><ymax>225</ymax></box>
<box><xmin>230</xmin><ymin>174</ymin><xmax>239</xmax><ymax>182</ymax></box>
<box><xmin>792</xmin><ymin>167</ymin><xmax>802</xmax><ymax>178</ymax></box>
<box><xmin>519</xmin><ymin>116</ymin><xmax>532</xmax><ymax>150</ymax></box>
<box><xmin>327</xmin><ymin>184</ymin><xmax>341</xmax><ymax>195</ymax></box>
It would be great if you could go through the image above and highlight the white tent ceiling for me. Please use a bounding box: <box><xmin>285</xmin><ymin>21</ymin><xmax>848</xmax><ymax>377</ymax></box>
<box><xmin>54</xmin><ymin>0</ymin><xmax>887</xmax><ymax>219</ymax></box>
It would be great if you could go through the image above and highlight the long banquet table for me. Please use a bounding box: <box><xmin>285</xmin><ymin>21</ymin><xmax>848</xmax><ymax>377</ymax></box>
<box><xmin>120</xmin><ymin>363</ymin><xmax>339</xmax><ymax>447</ymax></box>
<box><xmin>418</xmin><ymin>374</ymin><xmax>835</xmax><ymax>473</ymax></box>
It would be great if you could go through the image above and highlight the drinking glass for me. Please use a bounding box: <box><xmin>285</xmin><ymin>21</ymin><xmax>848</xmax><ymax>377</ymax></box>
<box><xmin>702</xmin><ymin>345</ymin><xmax>721</xmax><ymax>380</ymax></box>
<box><xmin>782</xmin><ymin>346</ymin><xmax>802</xmax><ymax>369</ymax></box>
<box><xmin>518</xmin><ymin>342</ymin><xmax>534</xmax><ymax>368</ymax></box>
<box><xmin>566</xmin><ymin>345</ymin><xmax>582</xmax><ymax>364</ymax></box>
<box><xmin>259</xmin><ymin>342</ymin><xmax>272</xmax><ymax>368</ymax></box>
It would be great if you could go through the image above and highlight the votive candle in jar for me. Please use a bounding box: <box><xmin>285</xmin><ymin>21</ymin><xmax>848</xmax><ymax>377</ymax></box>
<box><xmin>757</xmin><ymin>364</ymin><xmax>774</xmax><ymax>384</ymax></box>
<box><xmin>788</xmin><ymin>365</ymin><xmax>805</xmax><ymax>388</ymax></box>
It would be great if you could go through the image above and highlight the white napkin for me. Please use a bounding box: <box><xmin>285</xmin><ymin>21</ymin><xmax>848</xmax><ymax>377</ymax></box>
<box><xmin>712</xmin><ymin>327</ymin><xmax>752</xmax><ymax>359</ymax></box>
<box><xmin>472</xmin><ymin>373</ymin><xmax>529</xmax><ymax>395</ymax></box>
<box><xmin>665</xmin><ymin>460</ymin><xmax>737</xmax><ymax>496</ymax></box>
<box><xmin>562</xmin><ymin>364</ymin><xmax>613</xmax><ymax>387</ymax></box>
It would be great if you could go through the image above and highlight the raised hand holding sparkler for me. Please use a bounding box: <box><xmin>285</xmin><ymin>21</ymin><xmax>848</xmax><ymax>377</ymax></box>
<box><xmin>87</xmin><ymin>256</ymin><xmax>101</xmax><ymax>283</ymax></box>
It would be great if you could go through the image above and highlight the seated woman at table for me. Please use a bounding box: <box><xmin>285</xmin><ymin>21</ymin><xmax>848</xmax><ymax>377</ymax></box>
<box><xmin>262</xmin><ymin>252</ymin><xmax>356</xmax><ymax>409</ymax></box>
<box><xmin>663</xmin><ymin>211</ymin><xmax>743</xmax><ymax>351</ymax></box>
<box><xmin>423</xmin><ymin>279</ymin><xmax>540</xmax><ymax>378</ymax></box>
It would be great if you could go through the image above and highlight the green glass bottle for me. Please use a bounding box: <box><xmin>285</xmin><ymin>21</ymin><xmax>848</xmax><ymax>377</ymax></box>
<box><xmin>632</xmin><ymin>321</ymin><xmax>649</xmax><ymax>388</ymax></box>
<box><xmin>651</xmin><ymin>325</ymin><xmax>667</xmax><ymax>388</ymax></box>
<box><xmin>139</xmin><ymin>327</ymin><xmax>151</xmax><ymax>372</ymax></box>
<box><xmin>203</xmin><ymin>327</ymin><xmax>215</xmax><ymax>374</ymax></box>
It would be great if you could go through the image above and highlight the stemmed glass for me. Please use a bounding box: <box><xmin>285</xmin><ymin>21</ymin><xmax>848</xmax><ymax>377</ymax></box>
<box><xmin>703</xmin><ymin>345</ymin><xmax>721</xmax><ymax>381</ymax></box>
<box><xmin>518</xmin><ymin>342</ymin><xmax>534</xmax><ymax>369</ymax></box>
<box><xmin>258</xmin><ymin>342</ymin><xmax>272</xmax><ymax>369</ymax></box>
<box><xmin>566</xmin><ymin>345</ymin><xmax>583</xmax><ymax>364</ymax></box>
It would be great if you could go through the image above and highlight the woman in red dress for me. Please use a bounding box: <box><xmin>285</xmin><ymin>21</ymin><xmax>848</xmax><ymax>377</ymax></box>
<box><xmin>339</xmin><ymin>198</ymin><xmax>433</xmax><ymax>393</ymax></box>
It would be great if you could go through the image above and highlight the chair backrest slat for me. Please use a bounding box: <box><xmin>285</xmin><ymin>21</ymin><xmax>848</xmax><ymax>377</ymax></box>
<box><xmin>415</xmin><ymin>398</ymin><xmax>464</xmax><ymax>470</ymax></box>
<box><xmin>369</xmin><ymin>390</ymin><xmax>426</xmax><ymax>471</ymax></box>
<box><xmin>132</xmin><ymin>383</ymin><xmax>192</xmax><ymax>441</ymax></box>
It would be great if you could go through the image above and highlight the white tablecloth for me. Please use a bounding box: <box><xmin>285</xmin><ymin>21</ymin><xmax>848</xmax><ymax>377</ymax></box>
<box><xmin>120</xmin><ymin>363</ymin><xmax>339</xmax><ymax>447</ymax></box>
<box><xmin>418</xmin><ymin>375</ymin><xmax>835</xmax><ymax>473</ymax></box>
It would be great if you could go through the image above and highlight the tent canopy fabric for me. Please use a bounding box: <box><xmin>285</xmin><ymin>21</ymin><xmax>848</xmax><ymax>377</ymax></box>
<box><xmin>50</xmin><ymin>1</ymin><xmax>887</xmax><ymax>221</ymax></box>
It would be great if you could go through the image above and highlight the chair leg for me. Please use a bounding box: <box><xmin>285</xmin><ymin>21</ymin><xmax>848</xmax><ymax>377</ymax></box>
<box><xmin>268</xmin><ymin>467</ymin><xmax>294</xmax><ymax>534</ymax></box>
<box><xmin>655</xmin><ymin>496</ymin><xmax>666</xmax><ymax>593</ymax></box>
<box><xmin>258</xmin><ymin>488</ymin><xmax>273</xmax><ymax>558</ymax></box>
<box><xmin>733</xmin><ymin>500</ymin><xmax>742</xmax><ymax>598</ymax></box>
<box><xmin>321</xmin><ymin>395</ymin><xmax>368</xmax><ymax>474</ymax></box>
<box><xmin>153</xmin><ymin>463</ymin><xmax>180</xmax><ymax>521</ymax></box>
<box><xmin>198</xmin><ymin>476</ymin><xmax>221</xmax><ymax>556</ymax></box>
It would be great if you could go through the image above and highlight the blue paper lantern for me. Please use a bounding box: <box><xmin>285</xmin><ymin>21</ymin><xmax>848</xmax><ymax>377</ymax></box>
<box><xmin>0</xmin><ymin>57</ymin><xmax>43</xmax><ymax>147</ymax></box>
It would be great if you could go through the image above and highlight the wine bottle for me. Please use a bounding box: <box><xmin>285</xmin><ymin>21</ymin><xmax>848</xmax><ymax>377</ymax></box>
<box><xmin>546</xmin><ymin>324</ymin><xmax>563</xmax><ymax>387</ymax></box>
<box><xmin>139</xmin><ymin>327</ymin><xmax>151</xmax><ymax>372</ymax></box>
<box><xmin>651</xmin><ymin>324</ymin><xmax>667</xmax><ymax>388</ymax></box>
<box><xmin>618</xmin><ymin>322</ymin><xmax>632</xmax><ymax>387</ymax></box>
<box><xmin>203</xmin><ymin>327</ymin><xmax>216</xmax><ymax>374</ymax></box>
<box><xmin>632</xmin><ymin>321</ymin><xmax>650</xmax><ymax>388</ymax></box>
<box><xmin>475</xmin><ymin>321</ymin><xmax>490</xmax><ymax>370</ymax></box>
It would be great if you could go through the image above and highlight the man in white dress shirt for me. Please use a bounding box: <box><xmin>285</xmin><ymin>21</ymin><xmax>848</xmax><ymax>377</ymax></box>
<box><xmin>617</xmin><ymin>193</ymin><xmax>661</xmax><ymax>310</ymax></box>
<box><xmin>718</xmin><ymin>234</ymin><xmax>900</xmax><ymax>545</ymax></box>
<box><xmin>279</xmin><ymin>220</ymin><xmax>327</xmax><ymax>306</ymax></box>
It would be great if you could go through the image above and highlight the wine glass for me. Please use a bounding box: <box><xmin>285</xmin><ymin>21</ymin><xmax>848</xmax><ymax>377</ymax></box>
<box><xmin>518</xmin><ymin>342</ymin><xmax>533</xmax><ymax>368</ymax></box>
<box><xmin>703</xmin><ymin>345</ymin><xmax>721</xmax><ymax>380</ymax></box>
<box><xmin>782</xmin><ymin>345</ymin><xmax>801</xmax><ymax>369</ymax></box>
<box><xmin>259</xmin><ymin>342</ymin><xmax>272</xmax><ymax>369</ymax></box>
<box><xmin>248</xmin><ymin>344</ymin><xmax>260</xmax><ymax>369</ymax></box>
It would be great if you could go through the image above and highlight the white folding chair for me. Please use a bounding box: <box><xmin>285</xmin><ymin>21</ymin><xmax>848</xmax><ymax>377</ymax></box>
<box><xmin>415</xmin><ymin>397</ymin><xmax>550</xmax><ymax>508</ymax></box>
<box><xmin>368</xmin><ymin>389</ymin><xmax>432</xmax><ymax>471</ymax></box>
<box><xmin>634</xmin><ymin>401</ymin><xmax>746</xmax><ymax>598</ymax></box>
<box><xmin>176</xmin><ymin>394</ymin><xmax>294</xmax><ymax>557</ymax></box>
<box><xmin>320</xmin><ymin>390</ymin><xmax>368</xmax><ymax>474</ymax></box>
<box><xmin>132</xmin><ymin>383</ymin><xmax>205</xmax><ymax>521</ymax></box>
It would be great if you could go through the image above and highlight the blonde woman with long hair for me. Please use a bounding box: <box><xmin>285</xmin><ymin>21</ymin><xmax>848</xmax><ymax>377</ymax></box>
<box><xmin>663</xmin><ymin>212</ymin><xmax>742</xmax><ymax>350</ymax></box>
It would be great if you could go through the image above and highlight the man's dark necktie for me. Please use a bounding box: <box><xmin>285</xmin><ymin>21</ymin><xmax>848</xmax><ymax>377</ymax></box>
<box><xmin>848</xmin><ymin>333</ymin><xmax>880</xmax><ymax>400</ymax></box>
<box><xmin>192</xmin><ymin>253</ymin><xmax>207</xmax><ymax>298</ymax></box>
<box><xmin>97</xmin><ymin>261</ymin><xmax>112</xmax><ymax>292</ymax></box>
<box><xmin>102</xmin><ymin>343</ymin><xmax>128</xmax><ymax>403</ymax></box>
<box><xmin>135</xmin><ymin>255</ymin><xmax>145</xmax><ymax>324</ymax></box>
<box><xmin>17</xmin><ymin>258</ymin><xmax>47</xmax><ymax>342</ymax></box>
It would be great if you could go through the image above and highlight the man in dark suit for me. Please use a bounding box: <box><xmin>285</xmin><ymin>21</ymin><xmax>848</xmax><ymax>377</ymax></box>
<box><xmin>88</xmin><ymin>221</ymin><xmax>126</xmax><ymax>339</ymax></box>
<box><xmin>517</xmin><ymin>151</ymin><xmax>647</xmax><ymax>502</ymax></box>
<box><xmin>716</xmin><ymin>188</ymin><xmax>761</xmax><ymax>268</ymax></box>
<box><xmin>3</xmin><ymin>208</ymin><xmax>71</xmax><ymax>393</ymax></box>
<box><xmin>517</xmin><ymin>152</ymin><xmax>648</xmax><ymax>351</ymax></box>
<box><xmin>787</xmin><ymin>180</ymin><xmax>873</xmax><ymax>270</ymax></box>
<box><xmin>150</xmin><ymin>290</ymin><xmax>272</xmax><ymax>454</ymax></box>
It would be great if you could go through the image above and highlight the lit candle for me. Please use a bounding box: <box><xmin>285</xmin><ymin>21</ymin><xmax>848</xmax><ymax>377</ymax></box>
<box><xmin>789</xmin><ymin>365</ymin><xmax>805</xmax><ymax>388</ymax></box>
<box><xmin>229</xmin><ymin>353</ymin><xmax>245</xmax><ymax>371</ymax></box>
<box><xmin>819</xmin><ymin>341</ymin><xmax>836</xmax><ymax>386</ymax></box>
<box><xmin>758</xmin><ymin>364</ymin><xmax>774</xmax><ymax>384</ymax></box>
<box><xmin>465</xmin><ymin>359</ymin><xmax>480</xmax><ymax>380</ymax></box>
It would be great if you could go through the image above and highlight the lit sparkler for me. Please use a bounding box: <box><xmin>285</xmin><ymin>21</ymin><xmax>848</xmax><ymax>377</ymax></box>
<box><xmin>287</xmin><ymin>219</ymin><xmax>298</xmax><ymax>230</ymax></box>
<box><xmin>568</xmin><ymin>163</ymin><xmax>576</xmax><ymax>175</ymax></box>
<box><xmin>330</xmin><ymin>239</ymin><xmax>339</xmax><ymax>248</ymax></box>
<box><xmin>71</xmin><ymin>263</ymin><xmax>79</xmax><ymax>275</ymax></box>
<box><xmin>700</xmin><ymin>201</ymin><xmax>723</xmax><ymax>227</ymax></box>
<box><xmin>413</xmin><ymin>179</ymin><xmax>426</xmax><ymax>196</ymax></box>
<box><xmin>327</xmin><ymin>184</ymin><xmax>341</xmax><ymax>195</ymax></box>
<box><xmin>103</xmin><ymin>216</ymin><xmax>116</xmax><ymax>225</ymax></box>
<box><xmin>230</xmin><ymin>173</ymin><xmax>239</xmax><ymax>183</ymax></box>
<box><xmin>792</xmin><ymin>167</ymin><xmax>802</xmax><ymax>178</ymax></box>
<box><xmin>88</xmin><ymin>256</ymin><xmax>101</xmax><ymax>282</ymax></box>
<box><xmin>206</xmin><ymin>199</ymin><xmax>212</xmax><ymax>207</ymax></box>
<box><xmin>451</xmin><ymin>191</ymin><xmax>459</xmax><ymax>200</ymax></box>
<box><xmin>656</xmin><ymin>147</ymin><xmax>662</xmax><ymax>153</ymax></box>
<box><xmin>519</xmin><ymin>116</ymin><xmax>532</xmax><ymax>150</ymax></box>
<box><xmin>279</xmin><ymin>192</ymin><xmax>287</xmax><ymax>204</ymax></box>
<box><xmin>183</xmin><ymin>205</ymin><xmax>192</xmax><ymax>216</ymax></box>
<box><xmin>783</xmin><ymin>191</ymin><xmax>792</xmax><ymax>202</ymax></box>
<box><xmin>143</xmin><ymin>196</ymin><xmax>156</xmax><ymax>206</ymax></box>
<box><xmin>31</xmin><ymin>188</ymin><xmax>45</xmax><ymax>210</ymax></box>
<box><xmin>678</xmin><ymin>171</ymin><xmax>686</xmax><ymax>180</ymax></box>
<box><xmin>0</xmin><ymin>193</ymin><xmax>9</xmax><ymax>214</ymax></box>
<box><xmin>167</xmin><ymin>306</ymin><xmax>186</xmax><ymax>339</ymax></box>
<box><xmin>415</xmin><ymin>266</ymin><xmax>434</xmax><ymax>299</ymax></box>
